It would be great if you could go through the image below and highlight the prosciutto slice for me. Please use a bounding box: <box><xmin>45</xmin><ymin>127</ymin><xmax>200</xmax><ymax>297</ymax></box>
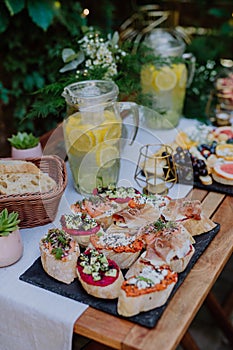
<box><xmin>161</xmin><ymin>198</ymin><xmax>202</xmax><ymax>221</ymax></box>
<box><xmin>144</xmin><ymin>223</ymin><xmax>194</xmax><ymax>264</ymax></box>
<box><xmin>112</xmin><ymin>204</ymin><xmax>160</xmax><ymax>229</ymax></box>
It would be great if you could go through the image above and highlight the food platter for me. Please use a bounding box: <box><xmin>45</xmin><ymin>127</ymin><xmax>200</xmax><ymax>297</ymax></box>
<box><xmin>19</xmin><ymin>223</ymin><xmax>220</xmax><ymax>328</ymax></box>
<box><xmin>19</xmin><ymin>184</ymin><xmax>220</xmax><ymax>327</ymax></box>
<box><xmin>173</xmin><ymin>125</ymin><xmax>233</xmax><ymax>195</ymax></box>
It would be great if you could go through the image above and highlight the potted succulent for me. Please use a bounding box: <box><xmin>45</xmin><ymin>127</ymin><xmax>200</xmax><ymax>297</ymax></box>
<box><xmin>8</xmin><ymin>131</ymin><xmax>43</xmax><ymax>159</ymax></box>
<box><xmin>0</xmin><ymin>208</ymin><xmax>23</xmax><ymax>267</ymax></box>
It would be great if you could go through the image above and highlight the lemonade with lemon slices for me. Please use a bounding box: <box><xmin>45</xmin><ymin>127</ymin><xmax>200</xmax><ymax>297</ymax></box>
<box><xmin>63</xmin><ymin>109</ymin><xmax>122</xmax><ymax>194</ymax></box>
<box><xmin>141</xmin><ymin>62</ymin><xmax>188</xmax><ymax>128</ymax></box>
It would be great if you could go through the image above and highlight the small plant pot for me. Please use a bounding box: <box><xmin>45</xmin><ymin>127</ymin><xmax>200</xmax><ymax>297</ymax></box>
<box><xmin>0</xmin><ymin>229</ymin><xmax>23</xmax><ymax>267</ymax></box>
<box><xmin>11</xmin><ymin>142</ymin><xmax>43</xmax><ymax>159</ymax></box>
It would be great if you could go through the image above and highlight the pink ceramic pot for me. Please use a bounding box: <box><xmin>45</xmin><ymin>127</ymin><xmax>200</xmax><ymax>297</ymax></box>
<box><xmin>0</xmin><ymin>229</ymin><xmax>23</xmax><ymax>267</ymax></box>
<box><xmin>11</xmin><ymin>142</ymin><xmax>43</xmax><ymax>159</ymax></box>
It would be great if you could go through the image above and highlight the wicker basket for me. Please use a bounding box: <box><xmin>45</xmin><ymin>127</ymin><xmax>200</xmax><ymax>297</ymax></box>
<box><xmin>0</xmin><ymin>155</ymin><xmax>67</xmax><ymax>228</ymax></box>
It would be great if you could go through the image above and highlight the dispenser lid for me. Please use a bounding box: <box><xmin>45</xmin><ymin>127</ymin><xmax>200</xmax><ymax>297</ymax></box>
<box><xmin>143</xmin><ymin>29</ymin><xmax>186</xmax><ymax>57</ymax></box>
<box><xmin>62</xmin><ymin>80</ymin><xmax>119</xmax><ymax>107</ymax></box>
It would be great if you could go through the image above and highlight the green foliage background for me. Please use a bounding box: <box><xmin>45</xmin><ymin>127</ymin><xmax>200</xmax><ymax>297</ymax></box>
<box><xmin>0</xmin><ymin>0</ymin><xmax>232</xmax><ymax>138</ymax></box>
<box><xmin>0</xmin><ymin>0</ymin><xmax>86</xmax><ymax>135</ymax></box>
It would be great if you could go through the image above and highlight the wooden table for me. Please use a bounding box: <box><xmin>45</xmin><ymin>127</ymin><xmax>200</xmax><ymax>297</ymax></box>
<box><xmin>72</xmin><ymin>188</ymin><xmax>233</xmax><ymax>350</ymax></box>
<box><xmin>40</xmin><ymin>122</ymin><xmax>233</xmax><ymax>350</ymax></box>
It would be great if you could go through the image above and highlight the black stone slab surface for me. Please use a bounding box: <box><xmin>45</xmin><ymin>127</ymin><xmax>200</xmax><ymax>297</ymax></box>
<box><xmin>194</xmin><ymin>180</ymin><xmax>233</xmax><ymax>196</ymax></box>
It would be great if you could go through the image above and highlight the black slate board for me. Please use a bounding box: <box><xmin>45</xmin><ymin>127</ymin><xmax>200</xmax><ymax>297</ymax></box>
<box><xmin>19</xmin><ymin>223</ymin><xmax>220</xmax><ymax>328</ymax></box>
<box><xmin>194</xmin><ymin>179</ymin><xmax>233</xmax><ymax>196</ymax></box>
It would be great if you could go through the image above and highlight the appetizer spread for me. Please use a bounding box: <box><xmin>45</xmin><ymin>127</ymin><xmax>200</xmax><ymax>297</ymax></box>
<box><xmin>60</xmin><ymin>212</ymin><xmax>103</xmax><ymax>247</ymax></box>
<box><xmin>39</xmin><ymin>186</ymin><xmax>217</xmax><ymax>317</ymax></box>
<box><xmin>173</xmin><ymin>125</ymin><xmax>233</xmax><ymax>187</ymax></box>
<box><xmin>77</xmin><ymin>248</ymin><xmax>124</xmax><ymax>299</ymax></box>
<box><xmin>118</xmin><ymin>263</ymin><xmax>178</xmax><ymax>317</ymax></box>
<box><xmin>39</xmin><ymin>228</ymin><xmax>80</xmax><ymax>284</ymax></box>
<box><xmin>71</xmin><ymin>195</ymin><xmax>121</xmax><ymax>229</ymax></box>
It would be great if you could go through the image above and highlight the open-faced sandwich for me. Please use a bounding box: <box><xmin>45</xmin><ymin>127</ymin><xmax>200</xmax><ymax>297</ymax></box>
<box><xmin>117</xmin><ymin>262</ymin><xmax>178</xmax><ymax>317</ymax></box>
<box><xmin>89</xmin><ymin>229</ymin><xmax>144</xmax><ymax>269</ymax></box>
<box><xmin>93</xmin><ymin>185</ymin><xmax>141</xmax><ymax>209</ymax></box>
<box><xmin>76</xmin><ymin>248</ymin><xmax>124</xmax><ymax>299</ymax></box>
<box><xmin>71</xmin><ymin>196</ymin><xmax>121</xmax><ymax>229</ymax></box>
<box><xmin>161</xmin><ymin>198</ymin><xmax>216</xmax><ymax>236</ymax></box>
<box><xmin>112</xmin><ymin>195</ymin><xmax>160</xmax><ymax>229</ymax></box>
<box><xmin>39</xmin><ymin>228</ymin><xmax>80</xmax><ymax>284</ymax></box>
<box><xmin>60</xmin><ymin>212</ymin><xmax>103</xmax><ymax>247</ymax></box>
<box><xmin>134</xmin><ymin>219</ymin><xmax>195</xmax><ymax>273</ymax></box>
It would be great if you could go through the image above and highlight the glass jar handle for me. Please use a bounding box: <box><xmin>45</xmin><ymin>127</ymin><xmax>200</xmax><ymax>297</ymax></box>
<box><xmin>182</xmin><ymin>52</ymin><xmax>196</xmax><ymax>87</ymax></box>
<box><xmin>118</xmin><ymin>102</ymin><xmax>139</xmax><ymax>145</ymax></box>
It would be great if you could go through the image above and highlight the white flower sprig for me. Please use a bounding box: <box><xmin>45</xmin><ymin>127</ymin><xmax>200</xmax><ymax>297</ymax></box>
<box><xmin>60</xmin><ymin>27</ymin><xmax>127</xmax><ymax>80</ymax></box>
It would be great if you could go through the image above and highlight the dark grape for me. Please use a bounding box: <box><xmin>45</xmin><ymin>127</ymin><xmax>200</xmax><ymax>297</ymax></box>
<box><xmin>176</xmin><ymin>146</ymin><xmax>183</xmax><ymax>154</ymax></box>
<box><xmin>197</xmin><ymin>159</ymin><xmax>206</xmax><ymax>169</ymax></box>
<box><xmin>199</xmin><ymin>168</ymin><xmax>208</xmax><ymax>176</ymax></box>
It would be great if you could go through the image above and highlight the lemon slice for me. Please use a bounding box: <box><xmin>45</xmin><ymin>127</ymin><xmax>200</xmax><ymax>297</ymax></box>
<box><xmin>64</xmin><ymin>113</ymin><xmax>82</xmax><ymax>134</ymax></box>
<box><xmin>104</xmin><ymin>110</ymin><xmax>117</xmax><ymax>121</ymax></box>
<box><xmin>173</xmin><ymin>63</ymin><xmax>187</xmax><ymax>88</ymax></box>
<box><xmin>141</xmin><ymin>64</ymin><xmax>157</xmax><ymax>92</ymax></box>
<box><xmin>104</xmin><ymin>122</ymin><xmax>122</xmax><ymax>141</ymax></box>
<box><xmin>67</xmin><ymin>129</ymin><xmax>95</xmax><ymax>154</ymax></box>
<box><xmin>92</xmin><ymin>125</ymin><xmax>108</xmax><ymax>144</ymax></box>
<box><xmin>155</xmin><ymin>66</ymin><xmax>177</xmax><ymax>91</ymax></box>
<box><xmin>96</xmin><ymin>144</ymin><xmax>119</xmax><ymax>168</ymax></box>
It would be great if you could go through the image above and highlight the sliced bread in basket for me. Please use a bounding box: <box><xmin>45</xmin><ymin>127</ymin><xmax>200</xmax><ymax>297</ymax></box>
<box><xmin>0</xmin><ymin>159</ymin><xmax>57</xmax><ymax>195</ymax></box>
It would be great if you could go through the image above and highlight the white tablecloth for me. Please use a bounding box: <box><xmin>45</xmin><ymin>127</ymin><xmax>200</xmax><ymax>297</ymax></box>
<box><xmin>0</xmin><ymin>169</ymin><xmax>88</xmax><ymax>350</ymax></box>
<box><xmin>0</xmin><ymin>117</ymin><xmax>198</xmax><ymax>350</ymax></box>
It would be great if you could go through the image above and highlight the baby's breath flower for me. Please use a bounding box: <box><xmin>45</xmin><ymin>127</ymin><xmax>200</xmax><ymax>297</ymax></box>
<box><xmin>60</xmin><ymin>27</ymin><xmax>127</xmax><ymax>79</ymax></box>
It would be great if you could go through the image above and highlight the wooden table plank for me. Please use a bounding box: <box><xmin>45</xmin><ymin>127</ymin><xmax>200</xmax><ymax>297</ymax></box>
<box><xmin>201</xmin><ymin>192</ymin><xmax>225</xmax><ymax>218</ymax></box>
<box><xmin>73</xmin><ymin>308</ymin><xmax>132</xmax><ymax>349</ymax></box>
<box><xmin>73</xmin><ymin>191</ymin><xmax>233</xmax><ymax>350</ymax></box>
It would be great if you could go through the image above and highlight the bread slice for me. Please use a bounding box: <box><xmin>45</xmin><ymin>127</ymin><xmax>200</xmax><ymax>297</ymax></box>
<box><xmin>0</xmin><ymin>159</ymin><xmax>57</xmax><ymax>195</ymax></box>
<box><xmin>0</xmin><ymin>173</ymin><xmax>57</xmax><ymax>195</ymax></box>
<box><xmin>212</xmin><ymin>172</ymin><xmax>233</xmax><ymax>186</ymax></box>
<box><xmin>71</xmin><ymin>196</ymin><xmax>121</xmax><ymax>230</ymax></box>
<box><xmin>0</xmin><ymin>159</ymin><xmax>40</xmax><ymax>174</ymax></box>
<box><xmin>60</xmin><ymin>213</ymin><xmax>104</xmax><ymax>248</ymax></box>
<box><xmin>126</xmin><ymin>242</ymin><xmax>195</xmax><ymax>276</ymax></box>
<box><xmin>170</xmin><ymin>245</ymin><xmax>195</xmax><ymax>273</ymax></box>
<box><xmin>182</xmin><ymin>215</ymin><xmax>217</xmax><ymax>236</ymax></box>
<box><xmin>39</xmin><ymin>228</ymin><xmax>80</xmax><ymax>284</ymax></box>
<box><xmin>89</xmin><ymin>229</ymin><xmax>144</xmax><ymax>269</ymax></box>
<box><xmin>137</xmin><ymin>221</ymin><xmax>195</xmax><ymax>273</ymax></box>
<box><xmin>117</xmin><ymin>264</ymin><xmax>178</xmax><ymax>317</ymax></box>
<box><xmin>77</xmin><ymin>248</ymin><xmax>124</xmax><ymax>299</ymax></box>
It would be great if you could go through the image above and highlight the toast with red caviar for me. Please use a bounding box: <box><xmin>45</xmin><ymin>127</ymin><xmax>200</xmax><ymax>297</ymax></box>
<box><xmin>39</xmin><ymin>228</ymin><xmax>80</xmax><ymax>284</ymax></box>
<box><xmin>76</xmin><ymin>248</ymin><xmax>124</xmax><ymax>299</ymax></box>
<box><xmin>60</xmin><ymin>212</ymin><xmax>103</xmax><ymax>247</ymax></box>
<box><xmin>117</xmin><ymin>263</ymin><xmax>178</xmax><ymax>317</ymax></box>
